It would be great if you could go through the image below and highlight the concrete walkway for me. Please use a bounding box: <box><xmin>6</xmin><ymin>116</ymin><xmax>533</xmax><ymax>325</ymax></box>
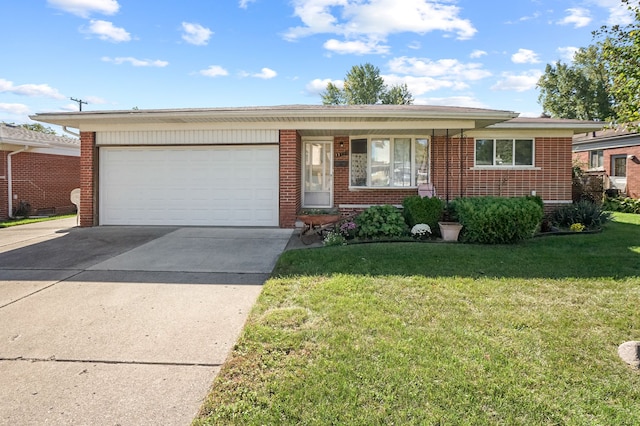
<box><xmin>0</xmin><ymin>218</ymin><xmax>292</xmax><ymax>425</ymax></box>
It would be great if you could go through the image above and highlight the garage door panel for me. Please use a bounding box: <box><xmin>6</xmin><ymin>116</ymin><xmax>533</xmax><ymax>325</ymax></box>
<box><xmin>100</xmin><ymin>146</ymin><xmax>278</xmax><ymax>226</ymax></box>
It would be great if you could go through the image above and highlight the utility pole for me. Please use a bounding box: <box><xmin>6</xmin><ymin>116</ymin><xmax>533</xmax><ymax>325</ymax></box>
<box><xmin>70</xmin><ymin>97</ymin><xmax>88</xmax><ymax>111</ymax></box>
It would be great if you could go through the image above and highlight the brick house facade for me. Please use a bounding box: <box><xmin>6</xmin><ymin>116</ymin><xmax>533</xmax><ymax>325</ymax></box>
<box><xmin>573</xmin><ymin>129</ymin><xmax>640</xmax><ymax>199</ymax></box>
<box><xmin>0</xmin><ymin>124</ymin><xmax>80</xmax><ymax>220</ymax></box>
<box><xmin>31</xmin><ymin>105</ymin><xmax>601</xmax><ymax>228</ymax></box>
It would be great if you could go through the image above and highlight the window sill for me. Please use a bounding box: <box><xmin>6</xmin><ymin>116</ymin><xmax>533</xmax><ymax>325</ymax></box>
<box><xmin>349</xmin><ymin>186</ymin><xmax>418</xmax><ymax>190</ymax></box>
<box><xmin>471</xmin><ymin>166</ymin><xmax>541</xmax><ymax>171</ymax></box>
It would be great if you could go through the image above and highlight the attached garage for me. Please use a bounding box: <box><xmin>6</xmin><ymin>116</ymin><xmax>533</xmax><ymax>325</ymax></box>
<box><xmin>98</xmin><ymin>144</ymin><xmax>279</xmax><ymax>227</ymax></box>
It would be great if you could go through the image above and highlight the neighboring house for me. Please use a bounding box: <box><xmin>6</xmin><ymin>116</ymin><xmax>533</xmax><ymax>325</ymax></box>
<box><xmin>573</xmin><ymin>127</ymin><xmax>640</xmax><ymax>198</ymax></box>
<box><xmin>0</xmin><ymin>123</ymin><xmax>80</xmax><ymax>220</ymax></box>
<box><xmin>31</xmin><ymin>105</ymin><xmax>602</xmax><ymax>228</ymax></box>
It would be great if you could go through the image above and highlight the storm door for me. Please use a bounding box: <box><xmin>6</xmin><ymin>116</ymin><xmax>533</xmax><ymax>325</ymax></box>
<box><xmin>303</xmin><ymin>140</ymin><xmax>333</xmax><ymax>208</ymax></box>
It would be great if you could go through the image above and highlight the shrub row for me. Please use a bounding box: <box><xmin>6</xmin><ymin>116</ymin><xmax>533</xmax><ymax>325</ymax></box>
<box><xmin>603</xmin><ymin>196</ymin><xmax>640</xmax><ymax>214</ymax></box>
<box><xmin>450</xmin><ymin>196</ymin><xmax>543</xmax><ymax>244</ymax></box>
<box><xmin>550</xmin><ymin>200</ymin><xmax>611</xmax><ymax>229</ymax></box>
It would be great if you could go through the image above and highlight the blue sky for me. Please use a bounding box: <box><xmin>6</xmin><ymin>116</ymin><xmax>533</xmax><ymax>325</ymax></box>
<box><xmin>0</xmin><ymin>0</ymin><xmax>634</xmax><ymax>128</ymax></box>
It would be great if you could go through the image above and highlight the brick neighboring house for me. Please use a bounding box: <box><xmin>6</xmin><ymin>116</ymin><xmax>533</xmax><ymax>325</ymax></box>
<box><xmin>0</xmin><ymin>124</ymin><xmax>80</xmax><ymax>220</ymax></box>
<box><xmin>31</xmin><ymin>105</ymin><xmax>602</xmax><ymax>228</ymax></box>
<box><xmin>573</xmin><ymin>128</ymin><xmax>640</xmax><ymax>199</ymax></box>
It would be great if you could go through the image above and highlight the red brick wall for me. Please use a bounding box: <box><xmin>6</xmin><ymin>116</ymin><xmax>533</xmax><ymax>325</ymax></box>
<box><xmin>80</xmin><ymin>132</ymin><xmax>96</xmax><ymax>227</ymax></box>
<box><xmin>0</xmin><ymin>150</ymin><xmax>79</xmax><ymax>219</ymax></box>
<box><xmin>279</xmin><ymin>130</ymin><xmax>301</xmax><ymax>227</ymax></box>
<box><xmin>431</xmin><ymin>136</ymin><xmax>572</xmax><ymax>203</ymax></box>
<box><xmin>574</xmin><ymin>146</ymin><xmax>640</xmax><ymax>198</ymax></box>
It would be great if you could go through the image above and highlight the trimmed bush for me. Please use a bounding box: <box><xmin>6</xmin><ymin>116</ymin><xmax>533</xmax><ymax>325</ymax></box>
<box><xmin>402</xmin><ymin>196</ymin><xmax>444</xmax><ymax>231</ymax></box>
<box><xmin>550</xmin><ymin>200</ymin><xmax>611</xmax><ymax>229</ymax></box>
<box><xmin>450</xmin><ymin>196</ymin><xmax>543</xmax><ymax>244</ymax></box>
<box><xmin>603</xmin><ymin>196</ymin><xmax>640</xmax><ymax>214</ymax></box>
<box><xmin>355</xmin><ymin>205</ymin><xmax>408</xmax><ymax>239</ymax></box>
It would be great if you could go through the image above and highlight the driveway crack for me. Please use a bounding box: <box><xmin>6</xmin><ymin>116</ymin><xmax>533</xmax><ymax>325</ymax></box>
<box><xmin>0</xmin><ymin>356</ymin><xmax>221</xmax><ymax>368</ymax></box>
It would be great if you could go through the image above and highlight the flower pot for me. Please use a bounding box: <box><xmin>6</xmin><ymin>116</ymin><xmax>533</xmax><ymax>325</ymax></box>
<box><xmin>438</xmin><ymin>222</ymin><xmax>462</xmax><ymax>242</ymax></box>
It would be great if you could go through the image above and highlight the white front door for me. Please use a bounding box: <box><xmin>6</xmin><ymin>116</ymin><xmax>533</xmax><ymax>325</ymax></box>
<box><xmin>302</xmin><ymin>141</ymin><xmax>333</xmax><ymax>208</ymax></box>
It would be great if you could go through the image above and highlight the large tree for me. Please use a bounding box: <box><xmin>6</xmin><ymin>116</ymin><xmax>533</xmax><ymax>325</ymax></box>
<box><xmin>321</xmin><ymin>63</ymin><xmax>413</xmax><ymax>105</ymax></box>
<box><xmin>537</xmin><ymin>45</ymin><xmax>614</xmax><ymax>121</ymax></box>
<box><xmin>597</xmin><ymin>0</ymin><xmax>640</xmax><ymax>128</ymax></box>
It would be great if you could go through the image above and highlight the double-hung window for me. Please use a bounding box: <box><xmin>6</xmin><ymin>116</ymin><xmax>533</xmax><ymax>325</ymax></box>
<box><xmin>350</xmin><ymin>137</ymin><xmax>429</xmax><ymax>188</ymax></box>
<box><xmin>589</xmin><ymin>150</ymin><xmax>604</xmax><ymax>169</ymax></box>
<box><xmin>475</xmin><ymin>138</ymin><xmax>534</xmax><ymax>167</ymax></box>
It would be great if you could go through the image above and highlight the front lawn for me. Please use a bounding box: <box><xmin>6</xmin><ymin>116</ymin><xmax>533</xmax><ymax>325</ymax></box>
<box><xmin>0</xmin><ymin>214</ymin><xmax>76</xmax><ymax>228</ymax></box>
<box><xmin>195</xmin><ymin>213</ymin><xmax>640</xmax><ymax>425</ymax></box>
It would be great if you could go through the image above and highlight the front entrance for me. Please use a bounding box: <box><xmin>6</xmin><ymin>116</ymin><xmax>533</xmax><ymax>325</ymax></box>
<box><xmin>302</xmin><ymin>140</ymin><xmax>333</xmax><ymax>208</ymax></box>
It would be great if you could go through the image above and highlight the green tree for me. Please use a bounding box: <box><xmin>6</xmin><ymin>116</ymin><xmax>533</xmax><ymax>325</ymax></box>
<box><xmin>597</xmin><ymin>0</ymin><xmax>640</xmax><ymax>129</ymax></box>
<box><xmin>537</xmin><ymin>45</ymin><xmax>614</xmax><ymax>121</ymax></box>
<box><xmin>321</xmin><ymin>63</ymin><xmax>414</xmax><ymax>105</ymax></box>
<box><xmin>1</xmin><ymin>122</ymin><xmax>57</xmax><ymax>134</ymax></box>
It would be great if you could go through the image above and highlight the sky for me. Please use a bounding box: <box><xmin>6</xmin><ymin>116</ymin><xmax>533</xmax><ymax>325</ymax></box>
<box><xmin>0</xmin><ymin>0</ymin><xmax>635</xmax><ymax>129</ymax></box>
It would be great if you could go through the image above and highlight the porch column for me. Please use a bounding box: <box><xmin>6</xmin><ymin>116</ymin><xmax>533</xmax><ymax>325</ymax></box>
<box><xmin>279</xmin><ymin>130</ymin><xmax>301</xmax><ymax>228</ymax></box>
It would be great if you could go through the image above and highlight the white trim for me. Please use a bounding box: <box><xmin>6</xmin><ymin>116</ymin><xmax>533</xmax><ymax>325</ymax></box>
<box><xmin>543</xmin><ymin>200</ymin><xmax>573</xmax><ymax>205</ymax></box>
<box><xmin>96</xmin><ymin>129</ymin><xmax>279</xmax><ymax>146</ymax></box>
<box><xmin>470</xmin><ymin>167</ymin><xmax>541</xmax><ymax>171</ymax></box>
<box><xmin>302</xmin><ymin>140</ymin><xmax>334</xmax><ymax>208</ymax></box>
<box><xmin>339</xmin><ymin>204</ymin><xmax>403</xmax><ymax>209</ymax></box>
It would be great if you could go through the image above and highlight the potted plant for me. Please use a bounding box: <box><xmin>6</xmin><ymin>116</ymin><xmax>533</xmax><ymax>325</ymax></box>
<box><xmin>438</xmin><ymin>203</ymin><xmax>462</xmax><ymax>242</ymax></box>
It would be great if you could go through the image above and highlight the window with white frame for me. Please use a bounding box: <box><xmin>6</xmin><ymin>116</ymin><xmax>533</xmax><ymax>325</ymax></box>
<box><xmin>589</xmin><ymin>150</ymin><xmax>604</xmax><ymax>169</ymax></box>
<box><xmin>350</xmin><ymin>137</ymin><xmax>429</xmax><ymax>188</ymax></box>
<box><xmin>475</xmin><ymin>138</ymin><xmax>534</xmax><ymax>167</ymax></box>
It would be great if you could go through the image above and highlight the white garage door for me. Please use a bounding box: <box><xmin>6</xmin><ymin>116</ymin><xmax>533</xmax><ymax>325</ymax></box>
<box><xmin>99</xmin><ymin>146</ymin><xmax>279</xmax><ymax>226</ymax></box>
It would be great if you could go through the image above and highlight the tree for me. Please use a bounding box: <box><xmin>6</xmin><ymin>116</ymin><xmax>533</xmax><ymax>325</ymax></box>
<box><xmin>597</xmin><ymin>0</ymin><xmax>640</xmax><ymax>129</ymax></box>
<box><xmin>1</xmin><ymin>122</ymin><xmax>57</xmax><ymax>134</ymax></box>
<box><xmin>536</xmin><ymin>45</ymin><xmax>614</xmax><ymax>121</ymax></box>
<box><xmin>321</xmin><ymin>63</ymin><xmax>414</xmax><ymax>105</ymax></box>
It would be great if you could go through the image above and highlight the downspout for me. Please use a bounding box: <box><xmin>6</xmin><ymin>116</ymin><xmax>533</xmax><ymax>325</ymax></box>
<box><xmin>7</xmin><ymin>146</ymin><xmax>30</xmax><ymax>218</ymax></box>
<box><xmin>63</xmin><ymin>126</ymin><xmax>80</xmax><ymax>138</ymax></box>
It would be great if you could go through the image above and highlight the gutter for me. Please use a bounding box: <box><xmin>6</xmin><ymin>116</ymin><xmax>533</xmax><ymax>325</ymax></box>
<box><xmin>62</xmin><ymin>126</ymin><xmax>80</xmax><ymax>137</ymax></box>
<box><xmin>7</xmin><ymin>146</ymin><xmax>30</xmax><ymax>218</ymax></box>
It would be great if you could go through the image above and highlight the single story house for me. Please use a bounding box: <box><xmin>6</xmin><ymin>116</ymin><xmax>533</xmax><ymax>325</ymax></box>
<box><xmin>0</xmin><ymin>123</ymin><xmax>80</xmax><ymax>220</ymax></box>
<box><xmin>31</xmin><ymin>105</ymin><xmax>602</xmax><ymax>228</ymax></box>
<box><xmin>573</xmin><ymin>127</ymin><xmax>640</xmax><ymax>198</ymax></box>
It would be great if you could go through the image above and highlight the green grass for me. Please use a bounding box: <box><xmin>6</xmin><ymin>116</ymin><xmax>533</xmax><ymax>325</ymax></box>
<box><xmin>195</xmin><ymin>213</ymin><xmax>640</xmax><ymax>425</ymax></box>
<box><xmin>0</xmin><ymin>214</ymin><xmax>76</xmax><ymax>228</ymax></box>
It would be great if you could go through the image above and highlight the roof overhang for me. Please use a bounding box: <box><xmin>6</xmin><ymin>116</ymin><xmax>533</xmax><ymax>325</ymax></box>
<box><xmin>31</xmin><ymin>105</ymin><xmax>520</xmax><ymax>136</ymax></box>
<box><xmin>487</xmin><ymin>117</ymin><xmax>605</xmax><ymax>134</ymax></box>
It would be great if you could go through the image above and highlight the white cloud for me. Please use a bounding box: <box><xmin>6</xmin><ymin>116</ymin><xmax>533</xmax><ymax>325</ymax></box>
<box><xmin>305</xmin><ymin>78</ymin><xmax>343</xmax><ymax>95</ymax></box>
<box><xmin>84</xmin><ymin>96</ymin><xmax>107</xmax><ymax>104</ymax></box>
<box><xmin>323</xmin><ymin>38</ymin><xmax>390</xmax><ymax>55</ymax></box>
<box><xmin>85</xmin><ymin>20</ymin><xmax>131</xmax><ymax>42</ymax></box>
<box><xmin>102</xmin><ymin>57</ymin><xmax>169</xmax><ymax>67</ymax></box>
<box><xmin>0</xmin><ymin>103</ymin><xmax>30</xmax><ymax>116</ymax></box>
<box><xmin>558</xmin><ymin>8</ymin><xmax>592</xmax><ymax>28</ymax></box>
<box><xmin>557</xmin><ymin>46</ymin><xmax>579</xmax><ymax>62</ymax></box>
<box><xmin>388</xmin><ymin>57</ymin><xmax>492</xmax><ymax>81</ymax></box>
<box><xmin>251</xmin><ymin>68</ymin><xmax>278</xmax><ymax>79</ymax></box>
<box><xmin>511</xmin><ymin>48</ymin><xmax>540</xmax><ymax>64</ymax></box>
<box><xmin>47</xmin><ymin>0</ymin><xmax>119</xmax><ymax>18</ymax></box>
<box><xmin>0</xmin><ymin>78</ymin><xmax>65</xmax><ymax>99</ymax></box>
<box><xmin>239</xmin><ymin>0</ymin><xmax>256</xmax><ymax>9</ymax></box>
<box><xmin>491</xmin><ymin>70</ymin><xmax>543</xmax><ymax>92</ymax></box>
<box><xmin>414</xmin><ymin>96</ymin><xmax>487</xmax><ymax>109</ymax></box>
<box><xmin>181</xmin><ymin>22</ymin><xmax>213</xmax><ymax>46</ymax></box>
<box><xmin>408</xmin><ymin>41</ymin><xmax>421</xmax><ymax>50</ymax></box>
<box><xmin>470</xmin><ymin>49</ymin><xmax>487</xmax><ymax>58</ymax></box>
<box><xmin>384</xmin><ymin>74</ymin><xmax>468</xmax><ymax>95</ymax></box>
<box><xmin>199</xmin><ymin>65</ymin><xmax>229</xmax><ymax>78</ymax></box>
<box><xmin>285</xmin><ymin>0</ymin><xmax>477</xmax><ymax>54</ymax></box>
<box><xmin>591</xmin><ymin>0</ymin><xmax>634</xmax><ymax>25</ymax></box>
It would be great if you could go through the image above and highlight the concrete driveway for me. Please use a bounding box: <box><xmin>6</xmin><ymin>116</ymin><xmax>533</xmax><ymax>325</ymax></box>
<box><xmin>0</xmin><ymin>217</ymin><xmax>292</xmax><ymax>425</ymax></box>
